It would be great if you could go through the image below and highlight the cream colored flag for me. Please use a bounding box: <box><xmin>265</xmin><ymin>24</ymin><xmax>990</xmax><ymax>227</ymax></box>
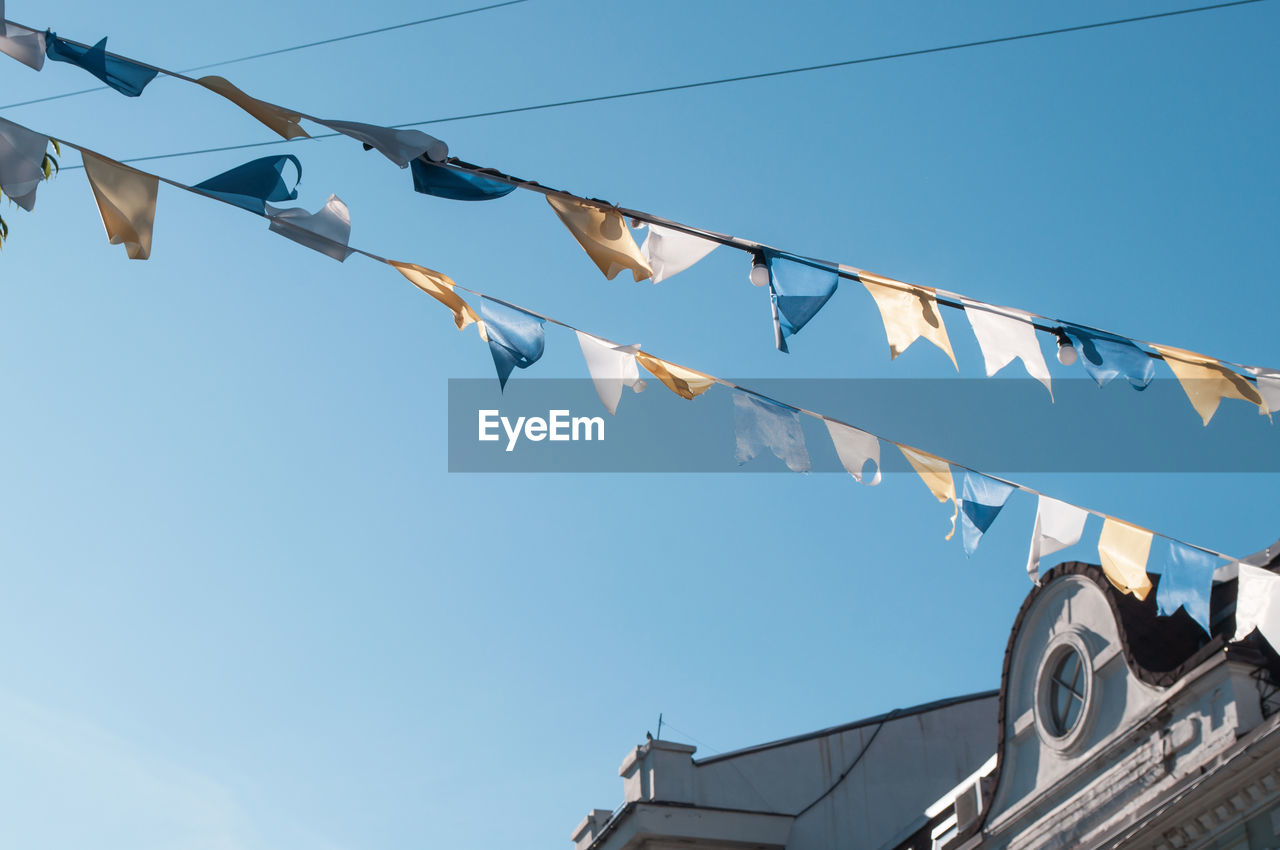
<box><xmin>546</xmin><ymin>196</ymin><xmax>653</xmax><ymax>282</ymax></box>
<box><xmin>81</xmin><ymin>151</ymin><xmax>158</xmax><ymax>260</ymax></box>
<box><xmin>635</xmin><ymin>353</ymin><xmax>714</xmax><ymax>400</ymax></box>
<box><xmin>1151</xmin><ymin>343</ymin><xmax>1264</xmax><ymax>425</ymax></box>
<box><xmin>390</xmin><ymin>261</ymin><xmax>479</xmax><ymax>331</ymax></box>
<box><xmin>1098</xmin><ymin>517</ymin><xmax>1154</xmax><ymax>600</ymax></box>
<box><xmin>899</xmin><ymin>445</ymin><xmax>958</xmax><ymax>539</ymax></box>
<box><xmin>860</xmin><ymin>272</ymin><xmax>957</xmax><ymax>368</ymax></box>
<box><xmin>198</xmin><ymin>76</ymin><xmax>310</xmax><ymax>141</ymax></box>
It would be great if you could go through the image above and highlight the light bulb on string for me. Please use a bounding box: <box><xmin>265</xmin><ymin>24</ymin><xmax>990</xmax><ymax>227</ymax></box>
<box><xmin>1055</xmin><ymin>330</ymin><xmax>1078</xmax><ymax>366</ymax></box>
<box><xmin>749</xmin><ymin>252</ymin><xmax>770</xmax><ymax>287</ymax></box>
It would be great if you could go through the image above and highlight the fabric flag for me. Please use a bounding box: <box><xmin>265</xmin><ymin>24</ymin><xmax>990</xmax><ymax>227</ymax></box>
<box><xmin>860</xmin><ymin>272</ymin><xmax>958</xmax><ymax>368</ymax></box>
<box><xmin>390</xmin><ymin>261</ymin><xmax>480</xmax><ymax>332</ymax></box>
<box><xmin>45</xmin><ymin>33</ymin><xmax>157</xmax><ymax>97</ymax></box>
<box><xmin>1098</xmin><ymin>517</ymin><xmax>1154</xmax><ymax>600</ymax></box>
<box><xmin>317</xmin><ymin>119</ymin><xmax>447</xmax><ymax>167</ymax></box>
<box><xmin>959</xmin><ymin>472</ymin><xmax>1016</xmax><ymax>557</ymax></box>
<box><xmin>1061</xmin><ymin>323</ymin><xmax>1155</xmax><ymax>390</ymax></box>
<box><xmin>1244</xmin><ymin>366</ymin><xmax>1280</xmax><ymax>415</ymax></box>
<box><xmin>479</xmin><ymin>298</ymin><xmax>546</xmax><ymax>390</ymax></box>
<box><xmin>639</xmin><ymin>223</ymin><xmax>718</xmax><ymax>283</ymax></box>
<box><xmin>546</xmin><ymin>196</ymin><xmax>652</xmax><ymax>282</ymax></box>
<box><xmin>732</xmin><ymin>392</ymin><xmax>810</xmax><ymax>473</ymax></box>
<box><xmin>265</xmin><ymin>195</ymin><xmax>353</xmax><ymax>261</ymax></box>
<box><xmin>1150</xmin><ymin>343</ymin><xmax>1263</xmax><ymax>425</ymax></box>
<box><xmin>1234</xmin><ymin>564</ymin><xmax>1280</xmax><ymax>649</ymax></box>
<box><xmin>198</xmin><ymin>76</ymin><xmax>310</xmax><ymax>141</ymax></box>
<box><xmin>899</xmin><ymin>445</ymin><xmax>958</xmax><ymax>539</ymax></box>
<box><xmin>962</xmin><ymin>299</ymin><xmax>1052</xmax><ymax>397</ymax></box>
<box><xmin>1154</xmin><ymin>540</ymin><xmax>1220</xmax><ymax>635</ymax></box>
<box><xmin>193</xmin><ymin>154</ymin><xmax>301</xmax><ymax>214</ymax></box>
<box><xmin>575</xmin><ymin>332</ymin><xmax>646</xmax><ymax>416</ymax></box>
<box><xmin>767</xmin><ymin>252</ymin><xmax>839</xmax><ymax>352</ymax></box>
<box><xmin>1026</xmin><ymin>495</ymin><xmax>1088</xmax><ymax>583</ymax></box>
<box><xmin>0</xmin><ymin>117</ymin><xmax>49</xmax><ymax>211</ymax></box>
<box><xmin>81</xmin><ymin>151</ymin><xmax>158</xmax><ymax>260</ymax></box>
<box><xmin>635</xmin><ymin>353</ymin><xmax>715</xmax><ymax>400</ymax></box>
<box><xmin>824</xmin><ymin>419</ymin><xmax>881</xmax><ymax>485</ymax></box>
<box><xmin>0</xmin><ymin>21</ymin><xmax>45</xmax><ymax>70</ymax></box>
<box><xmin>410</xmin><ymin>159</ymin><xmax>516</xmax><ymax>201</ymax></box>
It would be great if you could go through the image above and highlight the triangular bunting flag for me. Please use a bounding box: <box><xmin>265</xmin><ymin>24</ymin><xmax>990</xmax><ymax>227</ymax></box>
<box><xmin>410</xmin><ymin>159</ymin><xmax>516</xmax><ymax>201</ymax></box>
<box><xmin>639</xmin><ymin>223</ymin><xmax>718</xmax><ymax>284</ymax></box>
<box><xmin>1026</xmin><ymin>496</ymin><xmax>1088</xmax><ymax>583</ymax></box>
<box><xmin>1234</xmin><ymin>564</ymin><xmax>1280</xmax><ymax>649</ymax></box>
<box><xmin>193</xmin><ymin>154</ymin><xmax>301</xmax><ymax>213</ymax></box>
<box><xmin>899</xmin><ymin>445</ymin><xmax>958</xmax><ymax>539</ymax></box>
<box><xmin>732</xmin><ymin>392</ymin><xmax>810</xmax><ymax>473</ymax></box>
<box><xmin>860</xmin><ymin>272</ymin><xmax>957</xmax><ymax>368</ymax></box>
<box><xmin>479</xmin><ymin>298</ymin><xmax>546</xmax><ymax>390</ymax></box>
<box><xmin>45</xmin><ymin>33</ymin><xmax>157</xmax><ymax>97</ymax></box>
<box><xmin>575</xmin><ymin>332</ymin><xmax>646</xmax><ymax>416</ymax></box>
<box><xmin>546</xmin><ymin>195</ymin><xmax>652</xmax><ymax>282</ymax></box>
<box><xmin>317</xmin><ymin>119</ymin><xmax>447</xmax><ymax>168</ymax></box>
<box><xmin>1061</xmin><ymin>324</ymin><xmax>1154</xmax><ymax>390</ymax></box>
<box><xmin>962</xmin><ymin>299</ymin><xmax>1052</xmax><ymax>398</ymax></box>
<box><xmin>768</xmin><ymin>253</ymin><xmax>838</xmax><ymax>352</ymax></box>
<box><xmin>0</xmin><ymin>21</ymin><xmax>45</xmax><ymax>71</ymax></box>
<box><xmin>198</xmin><ymin>75</ymin><xmax>310</xmax><ymax>141</ymax></box>
<box><xmin>959</xmin><ymin>472</ymin><xmax>1016</xmax><ymax>557</ymax></box>
<box><xmin>1098</xmin><ymin>517</ymin><xmax>1154</xmax><ymax>600</ymax></box>
<box><xmin>1154</xmin><ymin>540</ymin><xmax>1220</xmax><ymax>635</ymax></box>
<box><xmin>1244</xmin><ymin>366</ymin><xmax>1280</xmax><ymax>415</ymax></box>
<box><xmin>0</xmin><ymin>117</ymin><xmax>49</xmax><ymax>211</ymax></box>
<box><xmin>635</xmin><ymin>353</ymin><xmax>715</xmax><ymax>400</ymax></box>
<box><xmin>824</xmin><ymin>419</ymin><xmax>881</xmax><ymax>485</ymax></box>
<box><xmin>1150</xmin><ymin>343</ymin><xmax>1264</xmax><ymax>425</ymax></box>
<box><xmin>81</xmin><ymin>151</ymin><xmax>158</xmax><ymax>260</ymax></box>
<box><xmin>265</xmin><ymin>194</ymin><xmax>353</xmax><ymax>261</ymax></box>
<box><xmin>390</xmin><ymin>261</ymin><xmax>480</xmax><ymax>332</ymax></box>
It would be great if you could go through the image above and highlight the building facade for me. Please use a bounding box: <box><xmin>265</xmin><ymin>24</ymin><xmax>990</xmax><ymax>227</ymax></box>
<box><xmin>569</xmin><ymin>546</ymin><xmax>1280</xmax><ymax>850</ymax></box>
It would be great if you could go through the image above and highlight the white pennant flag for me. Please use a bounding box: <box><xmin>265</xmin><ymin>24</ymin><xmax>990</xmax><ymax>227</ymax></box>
<box><xmin>824</xmin><ymin>419</ymin><xmax>881</xmax><ymax>485</ymax></box>
<box><xmin>575</xmin><ymin>332</ymin><xmax>646</xmax><ymax>415</ymax></box>
<box><xmin>0</xmin><ymin>19</ymin><xmax>46</xmax><ymax>71</ymax></box>
<box><xmin>1244</xmin><ymin>366</ymin><xmax>1280</xmax><ymax>415</ymax></box>
<box><xmin>1026</xmin><ymin>495</ymin><xmax>1088</xmax><ymax>583</ymax></box>
<box><xmin>0</xmin><ymin>117</ymin><xmax>48</xmax><ymax>210</ymax></box>
<box><xmin>962</xmin><ymin>298</ymin><xmax>1052</xmax><ymax>398</ymax></box>
<box><xmin>639</xmin><ymin>223</ymin><xmax>718</xmax><ymax>284</ymax></box>
<box><xmin>1234</xmin><ymin>564</ymin><xmax>1280</xmax><ymax>649</ymax></box>
<box><xmin>316</xmin><ymin>119</ymin><xmax>448</xmax><ymax>167</ymax></box>
<box><xmin>266</xmin><ymin>194</ymin><xmax>353</xmax><ymax>261</ymax></box>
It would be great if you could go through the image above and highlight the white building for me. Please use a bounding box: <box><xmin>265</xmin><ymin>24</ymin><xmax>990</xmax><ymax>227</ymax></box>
<box><xmin>569</xmin><ymin>545</ymin><xmax>1280</xmax><ymax>850</ymax></box>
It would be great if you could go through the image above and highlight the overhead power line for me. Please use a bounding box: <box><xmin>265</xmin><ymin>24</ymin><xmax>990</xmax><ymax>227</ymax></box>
<box><xmin>0</xmin><ymin>0</ymin><xmax>532</xmax><ymax>110</ymax></box>
<box><xmin>52</xmin><ymin>0</ymin><xmax>1271</xmax><ymax>169</ymax></box>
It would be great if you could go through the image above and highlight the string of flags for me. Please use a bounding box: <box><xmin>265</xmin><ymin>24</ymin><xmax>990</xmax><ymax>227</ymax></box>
<box><xmin>3</xmin><ymin>17</ymin><xmax>1279</xmax><ymax>426</ymax></box>
<box><xmin>1</xmin><ymin>111</ymin><xmax>1276</xmax><ymax>654</ymax></box>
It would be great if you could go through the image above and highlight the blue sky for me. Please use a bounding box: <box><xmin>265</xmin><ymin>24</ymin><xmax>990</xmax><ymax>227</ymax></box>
<box><xmin>1</xmin><ymin>1</ymin><xmax>1277</xmax><ymax>849</ymax></box>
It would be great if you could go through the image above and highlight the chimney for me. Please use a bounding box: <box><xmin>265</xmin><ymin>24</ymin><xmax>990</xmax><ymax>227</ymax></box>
<box><xmin>618</xmin><ymin>739</ymin><xmax>697</xmax><ymax>804</ymax></box>
<box><xmin>570</xmin><ymin>809</ymin><xmax>615</xmax><ymax>850</ymax></box>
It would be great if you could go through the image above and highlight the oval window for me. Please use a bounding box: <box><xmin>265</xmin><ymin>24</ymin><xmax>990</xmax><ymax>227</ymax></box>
<box><xmin>1048</xmin><ymin>648</ymin><xmax>1086</xmax><ymax>736</ymax></box>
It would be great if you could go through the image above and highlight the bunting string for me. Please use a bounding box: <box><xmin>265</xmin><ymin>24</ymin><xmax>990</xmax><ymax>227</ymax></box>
<box><xmin>4</xmin><ymin>9</ymin><xmax>1278</xmax><ymax>429</ymax></box>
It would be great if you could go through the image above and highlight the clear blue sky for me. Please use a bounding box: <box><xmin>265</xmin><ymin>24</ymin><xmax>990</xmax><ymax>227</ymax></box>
<box><xmin>1</xmin><ymin>1</ymin><xmax>1277</xmax><ymax>849</ymax></box>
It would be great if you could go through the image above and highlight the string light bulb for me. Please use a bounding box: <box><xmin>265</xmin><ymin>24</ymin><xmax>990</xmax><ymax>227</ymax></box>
<box><xmin>749</xmin><ymin>252</ymin><xmax>770</xmax><ymax>287</ymax></box>
<box><xmin>1055</xmin><ymin>330</ymin><xmax>1078</xmax><ymax>366</ymax></box>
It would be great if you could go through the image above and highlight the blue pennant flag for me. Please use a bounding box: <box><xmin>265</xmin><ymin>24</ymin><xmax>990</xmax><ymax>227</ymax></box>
<box><xmin>959</xmin><ymin>472</ymin><xmax>1015</xmax><ymax>556</ymax></box>
<box><xmin>411</xmin><ymin>159</ymin><xmax>516</xmax><ymax>202</ymax></box>
<box><xmin>194</xmin><ymin>155</ymin><xmax>302</xmax><ymax>214</ymax></box>
<box><xmin>1062</xmin><ymin>323</ymin><xmax>1155</xmax><ymax>390</ymax></box>
<box><xmin>767</xmin><ymin>252</ymin><xmax>838</xmax><ymax>352</ymax></box>
<box><xmin>480</xmin><ymin>298</ymin><xmax>546</xmax><ymax>390</ymax></box>
<box><xmin>1153</xmin><ymin>540</ymin><xmax>1219</xmax><ymax>635</ymax></box>
<box><xmin>45</xmin><ymin>33</ymin><xmax>158</xmax><ymax>97</ymax></box>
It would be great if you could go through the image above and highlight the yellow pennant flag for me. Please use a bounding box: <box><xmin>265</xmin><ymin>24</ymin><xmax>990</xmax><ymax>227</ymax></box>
<box><xmin>1097</xmin><ymin>517</ymin><xmax>1153</xmax><ymax>600</ymax></box>
<box><xmin>1151</xmin><ymin>343</ymin><xmax>1264</xmax><ymax>425</ymax></box>
<box><xmin>546</xmin><ymin>196</ymin><xmax>653</xmax><ymax>282</ymax></box>
<box><xmin>390</xmin><ymin>261</ymin><xmax>480</xmax><ymax>332</ymax></box>
<box><xmin>899</xmin><ymin>445</ymin><xmax>958</xmax><ymax>540</ymax></box>
<box><xmin>860</xmin><ymin>272</ymin><xmax>958</xmax><ymax>368</ymax></box>
<box><xmin>635</xmin><ymin>353</ymin><xmax>715</xmax><ymax>400</ymax></box>
<box><xmin>198</xmin><ymin>76</ymin><xmax>310</xmax><ymax>141</ymax></box>
<box><xmin>81</xmin><ymin>151</ymin><xmax>158</xmax><ymax>260</ymax></box>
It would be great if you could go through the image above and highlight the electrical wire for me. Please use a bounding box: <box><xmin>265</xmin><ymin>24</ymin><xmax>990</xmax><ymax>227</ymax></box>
<box><xmin>0</xmin><ymin>0</ymin><xmax>532</xmax><ymax>110</ymax></box>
